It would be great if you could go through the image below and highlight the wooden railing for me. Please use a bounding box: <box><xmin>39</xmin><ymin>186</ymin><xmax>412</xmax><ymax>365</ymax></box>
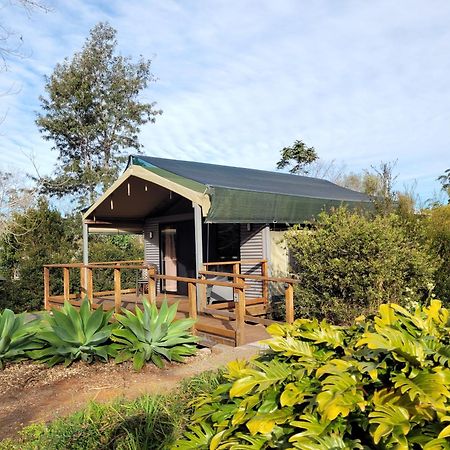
<box><xmin>43</xmin><ymin>259</ymin><xmax>300</xmax><ymax>347</ymax></box>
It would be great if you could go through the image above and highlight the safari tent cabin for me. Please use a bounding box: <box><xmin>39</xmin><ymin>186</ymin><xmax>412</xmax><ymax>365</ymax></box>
<box><xmin>82</xmin><ymin>155</ymin><xmax>371</xmax><ymax>299</ymax></box>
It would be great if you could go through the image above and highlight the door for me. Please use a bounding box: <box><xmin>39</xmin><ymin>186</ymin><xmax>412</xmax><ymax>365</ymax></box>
<box><xmin>161</xmin><ymin>220</ymin><xmax>195</xmax><ymax>296</ymax></box>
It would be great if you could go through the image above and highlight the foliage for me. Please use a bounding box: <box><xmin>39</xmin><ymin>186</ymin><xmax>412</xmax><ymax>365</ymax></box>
<box><xmin>0</xmin><ymin>199</ymin><xmax>143</xmax><ymax>312</ymax></box>
<box><xmin>35</xmin><ymin>22</ymin><xmax>162</xmax><ymax>206</ymax></box>
<box><xmin>176</xmin><ymin>300</ymin><xmax>450</xmax><ymax>449</ymax></box>
<box><xmin>112</xmin><ymin>299</ymin><xmax>198</xmax><ymax>370</ymax></box>
<box><xmin>0</xmin><ymin>371</ymin><xmax>224</xmax><ymax>450</ymax></box>
<box><xmin>0</xmin><ymin>309</ymin><xmax>41</xmax><ymax>369</ymax></box>
<box><xmin>284</xmin><ymin>208</ymin><xmax>437</xmax><ymax>324</ymax></box>
<box><xmin>276</xmin><ymin>140</ymin><xmax>318</xmax><ymax>175</ymax></box>
<box><xmin>28</xmin><ymin>298</ymin><xmax>116</xmax><ymax>366</ymax></box>
<box><xmin>0</xmin><ymin>199</ymin><xmax>80</xmax><ymax>312</ymax></box>
<box><xmin>425</xmin><ymin>205</ymin><xmax>450</xmax><ymax>301</ymax></box>
<box><xmin>438</xmin><ymin>169</ymin><xmax>450</xmax><ymax>203</ymax></box>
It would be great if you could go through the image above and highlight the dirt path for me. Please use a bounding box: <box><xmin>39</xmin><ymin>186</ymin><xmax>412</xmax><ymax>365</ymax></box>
<box><xmin>0</xmin><ymin>344</ymin><xmax>264</xmax><ymax>440</ymax></box>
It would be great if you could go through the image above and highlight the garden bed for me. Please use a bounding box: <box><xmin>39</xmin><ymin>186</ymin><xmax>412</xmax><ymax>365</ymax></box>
<box><xmin>0</xmin><ymin>343</ymin><xmax>262</xmax><ymax>440</ymax></box>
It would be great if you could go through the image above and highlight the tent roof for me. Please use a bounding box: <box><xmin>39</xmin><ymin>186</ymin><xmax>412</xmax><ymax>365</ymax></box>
<box><xmin>128</xmin><ymin>155</ymin><xmax>371</xmax><ymax>223</ymax></box>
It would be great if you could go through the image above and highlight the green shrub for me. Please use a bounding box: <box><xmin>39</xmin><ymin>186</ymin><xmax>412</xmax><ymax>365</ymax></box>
<box><xmin>0</xmin><ymin>309</ymin><xmax>41</xmax><ymax>369</ymax></box>
<box><xmin>175</xmin><ymin>300</ymin><xmax>450</xmax><ymax>449</ymax></box>
<box><xmin>28</xmin><ymin>298</ymin><xmax>116</xmax><ymax>366</ymax></box>
<box><xmin>0</xmin><ymin>371</ymin><xmax>224</xmax><ymax>450</ymax></box>
<box><xmin>285</xmin><ymin>208</ymin><xmax>437</xmax><ymax>324</ymax></box>
<box><xmin>112</xmin><ymin>299</ymin><xmax>198</xmax><ymax>370</ymax></box>
<box><xmin>425</xmin><ymin>205</ymin><xmax>450</xmax><ymax>302</ymax></box>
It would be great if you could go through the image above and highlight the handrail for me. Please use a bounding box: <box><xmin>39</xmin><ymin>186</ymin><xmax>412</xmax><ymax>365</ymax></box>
<box><xmin>199</xmin><ymin>269</ymin><xmax>300</xmax><ymax>284</ymax></box>
<box><xmin>203</xmin><ymin>259</ymin><xmax>266</xmax><ymax>266</ymax></box>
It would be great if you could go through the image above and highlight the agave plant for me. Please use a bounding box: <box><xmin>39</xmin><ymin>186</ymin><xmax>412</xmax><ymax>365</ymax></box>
<box><xmin>29</xmin><ymin>298</ymin><xmax>116</xmax><ymax>366</ymax></box>
<box><xmin>112</xmin><ymin>299</ymin><xmax>198</xmax><ymax>370</ymax></box>
<box><xmin>0</xmin><ymin>309</ymin><xmax>42</xmax><ymax>369</ymax></box>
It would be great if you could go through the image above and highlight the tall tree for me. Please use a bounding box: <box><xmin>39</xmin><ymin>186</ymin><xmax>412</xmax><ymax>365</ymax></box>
<box><xmin>276</xmin><ymin>140</ymin><xmax>318</xmax><ymax>175</ymax></box>
<box><xmin>36</xmin><ymin>22</ymin><xmax>162</xmax><ymax>206</ymax></box>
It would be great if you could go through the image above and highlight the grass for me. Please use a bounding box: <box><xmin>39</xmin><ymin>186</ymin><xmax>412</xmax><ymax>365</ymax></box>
<box><xmin>0</xmin><ymin>370</ymin><xmax>224</xmax><ymax>450</ymax></box>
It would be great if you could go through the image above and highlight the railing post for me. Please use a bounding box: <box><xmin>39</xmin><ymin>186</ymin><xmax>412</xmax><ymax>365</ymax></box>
<box><xmin>43</xmin><ymin>267</ymin><xmax>50</xmax><ymax>310</ymax></box>
<box><xmin>232</xmin><ymin>262</ymin><xmax>240</xmax><ymax>303</ymax></box>
<box><xmin>235</xmin><ymin>278</ymin><xmax>246</xmax><ymax>346</ymax></box>
<box><xmin>114</xmin><ymin>266</ymin><xmax>121</xmax><ymax>313</ymax></box>
<box><xmin>87</xmin><ymin>267</ymin><xmax>93</xmax><ymax>304</ymax></box>
<box><xmin>188</xmin><ymin>281</ymin><xmax>197</xmax><ymax>335</ymax></box>
<box><xmin>80</xmin><ymin>266</ymin><xmax>86</xmax><ymax>299</ymax></box>
<box><xmin>199</xmin><ymin>264</ymin><xmax>207</xmax><ymax>311</ymax></box>
<box><xmin>63</xmin><ymin>267</ymin><xmax>70</xmax><ymax>301</ymax></box>
<box><xmin>285</xmin><ymin>282</ymin><xmax>294</xmax><ymax>324</ymax></box>
<box><xmin>261</xmin><ymin>260</ymin><xmax>269</xmax><ymax>304</ymax></box>
<box><xmin>148</xmin><ymin>266</ymin><xmax>156</xmax><ymax>304</ymax></box>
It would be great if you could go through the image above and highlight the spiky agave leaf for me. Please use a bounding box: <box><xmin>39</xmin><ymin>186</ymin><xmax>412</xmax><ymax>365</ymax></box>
<box><xmin>112</xmin><ymin>298</ymin><xmax>198</xmax><ymax>370</ymax></box>
<box><xmin>0</xmin><ymin>309</ymin><xmax>42</xmax><ymax>368</ymax></box>
<box><xmin>28</xmin><ymin>297</ymin><xmax>116</xmax><ymax>366</ymax></box>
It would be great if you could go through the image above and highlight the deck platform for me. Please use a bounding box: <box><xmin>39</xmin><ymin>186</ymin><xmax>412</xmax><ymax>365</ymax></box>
<box><xmin>47</xmin><ymin>292</ymin><xmax>271</xmax><ymax>346</ymax></box>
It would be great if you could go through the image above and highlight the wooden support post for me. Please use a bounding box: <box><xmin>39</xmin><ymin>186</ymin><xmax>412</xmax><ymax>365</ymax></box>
<box><xmin>63</xmin><ymin>267</ymin><xmax>70</xmax><ymax>301</ymax></box>
<box><xmin>285</xmin><ymin>282</ymin><xmax>294</xmax><ymax>324</ymax></box>
<box><xmin>86</xmin><ymin>267</ymin><xmax>93</xmax><ymax>304</ymax></box>
<box><xmin>114</xmin><ymin>267</ymin><xmax>121</xmax><ymax>313</ymax></box>
<box><xmin>232</xmin><ymin>262</ymin><xmax>240</xmax><ymax>303</ymax></box>
<box><xmin>148</xmin><ymin>267</ymin><xmax>156</xmax><ymax>304</ymax></box>
<box><xmin>43</xmin><ymin>267</ymin><xmax>50</xmax><ymax>310</ymax></box>
<box><xmin>80</xmin><ymin>266</ymin><xmax>86</xmax><ymax>299</ymax></box>
<box><xmin>188</xmin><ymin>281</ymin><xmax>197</xmax><ymax>334</ymax></box>
<box><xmin>199</xmin><ymin>268</ymin><xmax>207</xmax><ymax>311</ymax></box>
<box><xmin>235</xmin><ymin>278</ymin><xmax>246</xmax><ymax>346</ymax></box>
<box><xmin>261</xmin><ymin>260</ymin><xmax>268</xmax><ymax>304</ymax></box>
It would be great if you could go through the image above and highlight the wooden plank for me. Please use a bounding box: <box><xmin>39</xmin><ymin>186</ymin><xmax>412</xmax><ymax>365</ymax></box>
<box><xmin>155</xmin><ymin>274</ymin><xmax>241</xmax><ymax>288</ymax></box>
<box><xmin>285</xmin><ymin>283</ymin><xmax>294</xmax><ymax>324</ymax></box>
<box><xmin>209</xmin><ymin>298</ymin><xmax>265</xmax><ymax>310</ymax></box>
<box><xmin>235</xmin><ymin>279</ymin><xmax>246</xmax><ymax>346</ymax></box>
<box><xmin>203</xmin><ymin>259</ymin><xmax>264</xmax><ymax>266</ymax></box>
<box><xmin>114</xmin><ymin>267</ymin><xmax>121</xmax><ymax>313</ymax></box>
<box><xmin>202</xmin><ymin>308</ymin><xmax>278</xmax><ymax>326</ymax></box>
<box><xmin>200</xmin><ymin>269</ymin><xmax>300</xmax><ymax>284</ymax></box>
<box><xmin>43</xmin><ymin>267</ymin><xmax>50</xmax><ymax>310</ymax></box>
<box><xmin>188</xmin><ymin>282</ymin><xmax>197</xmax><ymax>334</ymax></box>
<box><xmin>195</xmin><ymin>322</ymin><xmax>236</xmax><ymax>339</ymax></box>
<box><xmin>63</xmin><ymin>267</ymin><xmax>70</xmax><ymax>301</ymax></box>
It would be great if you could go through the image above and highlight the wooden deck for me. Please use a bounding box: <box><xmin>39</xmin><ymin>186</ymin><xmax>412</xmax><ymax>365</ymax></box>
<box><xmin>43</xmin><ymin>259</ymin><xmax>300</xmax><ymax>347</ymax></box>
<box><xmin>47</xmin><ymin>292</ymin><xmax>271</xmax><ymax>346</ymax></box>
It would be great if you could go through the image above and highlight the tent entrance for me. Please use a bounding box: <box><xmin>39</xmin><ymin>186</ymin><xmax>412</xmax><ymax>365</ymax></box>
<box><xmin>161</xmin><ymin>220</ymin><xmax>195</xmax><ymax>296</ymax></box>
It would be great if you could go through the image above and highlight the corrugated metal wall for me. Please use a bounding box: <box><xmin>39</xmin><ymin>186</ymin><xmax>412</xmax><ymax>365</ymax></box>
<box><xmin>240</xmin><ymin>224</ymin><xmax>267</xmax><ymax>299</ymax></box>
<box><xmin>144</xmin><ymin>220</ymin><xmax>160</xmax><ymax>292</ymax></box>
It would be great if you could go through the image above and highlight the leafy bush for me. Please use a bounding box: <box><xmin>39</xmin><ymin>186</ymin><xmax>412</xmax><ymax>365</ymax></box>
<box><xmin>0</xmin><ymin>371</ymin><xmax>224</xmax><ymax>450</ymax></box>
<box><xmin>112</xmin><ymin>299</ymin><xmax>198</xmax><ymax>370</ymax></box>
<box><xmin>0</xmin><ymin>309</ymin><xmax>41</xmax><ymax>369</ymax></box>
<box><xmin>285</xmin><ymin>208</ymin><xmax>437</xmax><ymax>324</ymax></box>
<box><xmin>29</xmin><ymin>298</ymin><xmax>116</xmax><ymax>366</ymax></box>
<box><xmin>425</xmin><ymin>205</ymin><xmax>450</xmax><ymax>302</ymax></box>
<box><xmin>176</xmin><ymin>300</ymin><xmax>450</xmax><ymax>449</ymax></box>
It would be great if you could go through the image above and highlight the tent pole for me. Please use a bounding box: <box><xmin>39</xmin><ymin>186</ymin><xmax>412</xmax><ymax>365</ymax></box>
<box><xmin>193</xmin><ymin>203</ymin><xmax>203</xmax><ymax>276</ymax></box>
<box><xmin>193</xmin><ymin>203</ymin><xmax>203</xmax><ymax>309</ymax></box>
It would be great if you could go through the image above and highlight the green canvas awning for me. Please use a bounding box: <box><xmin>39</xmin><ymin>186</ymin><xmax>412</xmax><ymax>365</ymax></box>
<box><xmin>128</xmin><ymin>156</ymin><xmax>372</xmax><ymax>223</ymax></box>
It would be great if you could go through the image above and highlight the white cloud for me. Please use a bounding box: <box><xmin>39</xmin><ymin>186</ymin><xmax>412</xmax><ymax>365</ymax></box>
<box><xmin>0</xmin><ymin>0</ymin><xmax>449</xmax><ymax>201</ymax></box>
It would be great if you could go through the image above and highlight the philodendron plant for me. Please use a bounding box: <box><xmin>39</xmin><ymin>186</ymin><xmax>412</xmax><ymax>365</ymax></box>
<box><xmin>112</xmin><ymin>299</ymin><xmax>198</xmax><ymax>370</ymax></box>
<box><xmin>0</xmin><ymin>309</ymin><xmax>42</xmax><ymax>369</ymax></box>
<box><xmin>29</xmin><ymin>298</ymin><xmax>116</xmax><ymax>366</ymax></box>
<box><xmin>175</xmin><ymin>300</ymin><xmax>450</xmax><ymax>449</ymax></box>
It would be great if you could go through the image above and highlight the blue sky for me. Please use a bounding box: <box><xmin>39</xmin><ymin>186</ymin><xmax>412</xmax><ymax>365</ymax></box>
<box><xmin>1</xmin><ymin>0</ymin><xmax>449</xmax><ymax>203</ymax></box>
